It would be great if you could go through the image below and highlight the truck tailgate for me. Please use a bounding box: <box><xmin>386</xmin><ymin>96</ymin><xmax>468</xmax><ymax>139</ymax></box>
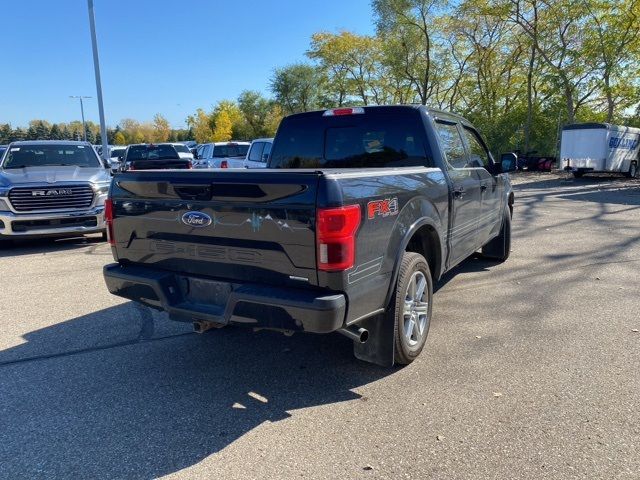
<box><xmin>110</xmin><ymin>170</ymin><xmax>320</xmax><ymax>286</ymax></box>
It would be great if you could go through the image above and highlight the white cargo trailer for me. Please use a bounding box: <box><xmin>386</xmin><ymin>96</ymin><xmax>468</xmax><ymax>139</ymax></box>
<box><xmin>560</xmin><ymin>123</ymin><xmax>639</xmax><ymax>178</ymax></box>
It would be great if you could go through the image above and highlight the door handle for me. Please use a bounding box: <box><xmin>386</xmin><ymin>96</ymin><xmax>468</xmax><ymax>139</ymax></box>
<box><xmin>480</xmin><ymin>184</ymin><xmax>488</xmax><ymax>192</ymax></box>
<box><xmin>454</xmin><ymin>187</ymin><xmax>465</xmax><ymax>198</ymax></box>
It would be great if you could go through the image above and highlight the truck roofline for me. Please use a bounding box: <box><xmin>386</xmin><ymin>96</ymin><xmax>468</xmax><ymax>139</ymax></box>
<box><xmin>8</xmin><ymin>140</ymin><xmax>93</xmax><ymax>147</ymax></box>
<box><xmin>282</xmin><ymin>105</ymin><xmax>480</xmax><ymax>135</ymax></box>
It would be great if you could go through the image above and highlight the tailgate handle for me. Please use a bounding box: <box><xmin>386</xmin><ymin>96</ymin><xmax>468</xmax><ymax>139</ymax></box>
<box><xmin>174</xmin><ymin>185</ymin><xmax>212</xmax><ymax>201</ymax></box>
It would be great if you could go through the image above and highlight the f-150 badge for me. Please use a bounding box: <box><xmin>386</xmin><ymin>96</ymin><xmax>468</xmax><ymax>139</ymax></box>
<box><xmin>367</xmin><ymin>198</ymin><xmax>399</xmax><ymax>219</ymax></box>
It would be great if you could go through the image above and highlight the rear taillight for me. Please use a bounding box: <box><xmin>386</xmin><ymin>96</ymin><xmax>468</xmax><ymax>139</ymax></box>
<box><xmin>220</xmin><ymin>160</ymin><xmax>228</xmax><ymax>168</ymax></box>
<box><xmin>104</xmin><ymin>198</ymin><xmax>115</xmax><ymax>246</ymax></box>
<box><xmin>316</xmin><ymin>205</ymin><xmax>361</xmax><ymax>272</ymax></box>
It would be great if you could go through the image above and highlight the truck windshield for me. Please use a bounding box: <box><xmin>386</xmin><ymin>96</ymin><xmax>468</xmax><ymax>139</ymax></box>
<box><xmin>1</xmin><ymin>144</ymin><xmax>102</xmax><ymax>169</ymax></box>
<box><xmin>127</xmin><ymin>145</ymin><xmax>179</xmax><ymax>161</ymax></box>
<box><xmin>270</xmin><ymin>111</ymin><xmax>432</xmax><ymax>168</ymax></box>
<box><xmin>213</xmin><ymin>145</ymin><xmax>250</xmax><ymax>157</ymax></box>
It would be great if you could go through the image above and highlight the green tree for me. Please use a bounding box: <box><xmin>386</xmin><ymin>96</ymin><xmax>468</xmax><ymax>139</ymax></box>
<box><xmin>211</xmin><ymin>100</ymin><xmax>251</xmax><ymax>139</ymax></box>
<box><xmin>506</xmin><ymin>0</ymin><xmax>599</xmax><ymax>123</ymax></box>
<box><xmin>12</xmin><ymin>128</ymin><xmax>26</xmax><ymax>141</ymax></box>
<box><xmin>263</xmin><ymin>104</ymin><xmax>285</xmax><ymax>136</ymax></box>
<box><xmin>0</xmin><ymin>124</ymin><xmax>12</xmax><ymax>144</ymax></box>
<box><xmin>373</xmin><ymin>0</ymin><xmax>450</xmax><ymax>105</ymax></box>
<box><xmin>583</xmin><ymin>0</ymin><xmax>640</xmax><ymax>121</ymax></box>
<box><xmin>238</xmin><ymin>90</ymin><xmax>273</xmax><ymax>137</ymax></box>
<box><xmin>270</xmin><ymin>63</ymin><xmax>327</xmax><ymax>114</ymax></box>
<box><xmin>186</xmin><ymin>109</ymin><xmax>213</xmax><ymax>143</ymax></box>
<box><xmin>308</xmin><ymin>31</ymin><xmax>387</xmax><ymax>105</ymax></box>
<box><xmin>49</xmin><ymin>124</ymin><xmax>61</xmax><ymax>140</ymax></box>
<box><xmin>85</xmin><ymin>125</ymin><xmax>95</xmax><ymax>143</ymax></box>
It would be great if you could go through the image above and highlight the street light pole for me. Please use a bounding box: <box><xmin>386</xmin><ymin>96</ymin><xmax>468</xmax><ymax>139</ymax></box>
<box><xmin>87</xmin><ymin>0</ymin><xmax>108</xmax><ymax>159</ymax></box>
<box><xmin>69</xmin><ymin>95</ymin><xmax>91</xmax><ymax>141</ymax></box>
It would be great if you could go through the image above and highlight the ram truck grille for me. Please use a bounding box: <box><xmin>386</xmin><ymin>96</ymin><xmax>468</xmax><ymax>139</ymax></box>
<box><xmin>8</xmin><ymin>185</ymin><xmax>95</xmax><ymax>212</ymax></box>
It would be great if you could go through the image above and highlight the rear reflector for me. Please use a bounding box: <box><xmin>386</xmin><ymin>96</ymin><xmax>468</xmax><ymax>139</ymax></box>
<box><xmin>104</xmin><ymin>198</ymin><xmax>115</xmax><ymax>246</ymax></box>
<box><xmin>323</xmin><ymin>107</ymin><xmax>365</xmax><ymax>116</ymax></box>
<box><xmin>316</xmin><ymin>205</ymin><xmax>361</xmax><ymax>271</ymax></box>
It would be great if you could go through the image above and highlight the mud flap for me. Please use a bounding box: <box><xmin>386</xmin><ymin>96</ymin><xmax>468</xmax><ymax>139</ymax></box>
<box><xmin>353</xmin><ymin>312</ymin><xmax>395</xmax><ymax>367</ymax></box>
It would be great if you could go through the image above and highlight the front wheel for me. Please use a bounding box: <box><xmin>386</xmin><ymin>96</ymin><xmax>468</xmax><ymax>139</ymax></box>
<box><xmin>388</xmin><ymin>252</ymin><xmax>433</xmax><ymax>365</ymax></box>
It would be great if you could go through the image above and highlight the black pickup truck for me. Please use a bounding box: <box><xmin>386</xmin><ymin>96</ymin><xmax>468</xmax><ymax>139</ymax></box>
<box><xmin>103</xmin><ymin>106</ymin><xmax>515</xmax><ymax>366</ymax></box>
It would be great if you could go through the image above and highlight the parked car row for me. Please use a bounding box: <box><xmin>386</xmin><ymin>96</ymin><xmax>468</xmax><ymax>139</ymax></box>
<box><xmin>0</xmin><ymin>136</ymin><xmax>274</xmax><ymax>242</ymax></box>
<box><xmin>103</xmin><ymin>138</ymin><xmax>273</xmax><ymax>172</ymax></box>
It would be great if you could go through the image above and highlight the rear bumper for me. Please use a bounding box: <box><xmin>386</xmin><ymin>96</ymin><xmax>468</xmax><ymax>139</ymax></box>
<box><xmin>0</xmin><ymin>206</ymin><xmax>105</xmax><ymax>237</ymax></box>
<box><xmin>103</xmin><ymin>263</ymin><xmax>346</xmax><ymax>333</ymax></box>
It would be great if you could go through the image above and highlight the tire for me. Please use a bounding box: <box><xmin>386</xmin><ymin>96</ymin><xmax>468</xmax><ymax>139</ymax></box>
<box><xmin>482</xmin><ymin>207</ymin><xmax>511</xmax><ymax>262</ymax></box>
<box><xmin>624</xmin><ymin>162</ymin><xmax>637</xmax><ymax>179</ymax></box>
<box><xmin>388</xmin><ymin>252</ymin><xmax>433</xmax><ymax>365</ymax></box>
<box><xmin>573</xmin><ymin>171</ymin><xmax>584</xmax><ymax>178</ymax></box>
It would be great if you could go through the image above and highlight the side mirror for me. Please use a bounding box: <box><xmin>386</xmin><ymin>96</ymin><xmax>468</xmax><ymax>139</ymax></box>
<box><xmin>500</xmin><ymin>152</ymin><xmax>517</xmax><ymax>173</ymax></box>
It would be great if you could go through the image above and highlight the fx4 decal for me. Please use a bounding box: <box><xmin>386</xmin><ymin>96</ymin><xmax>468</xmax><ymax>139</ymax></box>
<box><xmin>367</xmin><ymin>198</ymin><xmax>399</xmax><ymax>219</ymax></box>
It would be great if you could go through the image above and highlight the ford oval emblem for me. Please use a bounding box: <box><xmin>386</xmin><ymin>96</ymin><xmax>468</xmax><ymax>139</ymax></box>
<box><xmin>181</xmin><ymin>211</ymin><xmax>212</xmax><ymax>227</ymax></box>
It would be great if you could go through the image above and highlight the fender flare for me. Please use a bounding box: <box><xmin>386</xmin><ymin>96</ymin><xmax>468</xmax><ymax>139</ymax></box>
<box><xmin>383</xmin><ymin>216</ymin><xmax>444</xmax><ymax>308</ymax></box>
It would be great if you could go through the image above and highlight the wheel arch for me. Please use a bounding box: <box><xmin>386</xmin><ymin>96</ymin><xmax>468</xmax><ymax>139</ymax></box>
<box><xmin>384</xmin><ymin>217</ymin><xmax>444</xmax><ymax>308</ymax></box>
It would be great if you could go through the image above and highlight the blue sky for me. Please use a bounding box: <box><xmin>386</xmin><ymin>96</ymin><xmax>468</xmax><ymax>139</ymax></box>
<box><xmin>1</xmin><ymin>0</ymin><xmax>375</xmax><ymax>128</ymax></box>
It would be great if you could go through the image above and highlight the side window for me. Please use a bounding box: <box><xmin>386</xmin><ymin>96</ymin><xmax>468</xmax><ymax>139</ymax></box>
<box><xmin>203</xmin><ymin>145</ymin><xmax>212</xmax><ymax>159</ymax></box>
<box><xmin>463</xmin><ymin>127</ymin><xmax>491</xmax><ymax>169</ymax></box>
<box><xmin>262</xmin><ymin>142</ymin><xmax>272</xmax><ymax>162</ymax></box>
<box><xmin>248</xmin><ymin>142</ymin><xmax>265</xmax><ymax>162</ymax></box>
<box><xmin>435</xmin><ymin>121</ymin><xmax>467</xmax><ymax>169</ymax></box>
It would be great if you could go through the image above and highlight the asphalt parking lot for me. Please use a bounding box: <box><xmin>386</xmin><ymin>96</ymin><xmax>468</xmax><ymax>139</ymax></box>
<box><xmin>1</xmin><ymin>173</ymin><xmax>638</xmax><ymax>480</ymax></box>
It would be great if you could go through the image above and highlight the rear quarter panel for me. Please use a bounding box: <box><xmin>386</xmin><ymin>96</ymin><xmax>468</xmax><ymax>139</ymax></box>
<box><xmin>322</xmin><ymin>168</ymin><xmax>449</xmax><ymax>323</ymax></box>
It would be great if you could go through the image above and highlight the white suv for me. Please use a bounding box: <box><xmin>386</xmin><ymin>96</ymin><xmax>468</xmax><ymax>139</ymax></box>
<box><xmin>193</xmin><ymin>141</ymin><xmax>250</xmax><ymax>168</ymax></box>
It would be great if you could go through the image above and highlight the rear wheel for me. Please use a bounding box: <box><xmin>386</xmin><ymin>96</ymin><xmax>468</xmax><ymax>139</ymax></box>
<box><xmin>573</xmin><ymin>171</ymin><xmax>584</xmax><ymax>178</ymax></box>
<box><xmin>624</xmin><ymin>162</ymin><xmax>637</xmax><ymax>178</ymax></box>
<box><xmin>387</xmin><ymin>252</ymin><xmax>433</xmax><ymax>365</ymax></box>
<box><xmin>482</xmin><ymin>207</ymin><xmax>511</xmax><ymax>262</ymax></box>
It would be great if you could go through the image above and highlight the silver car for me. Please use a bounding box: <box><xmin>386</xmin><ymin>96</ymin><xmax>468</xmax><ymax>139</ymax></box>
<box><xmin>0</xmin><ymin>140</ymin><xmax>111</xmax><ymax>240</ymax></box>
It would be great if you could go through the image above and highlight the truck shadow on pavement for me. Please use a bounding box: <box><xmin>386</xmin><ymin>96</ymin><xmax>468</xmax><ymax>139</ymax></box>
<box><xmin>0</xmin><ymin>302</ymin><xmax>393</xmax><ymax>479</ymax></box>
<box><xmin>0</xmin><ymin>235</ymin><xmax>105</xmax><ymax>258</ymax></box>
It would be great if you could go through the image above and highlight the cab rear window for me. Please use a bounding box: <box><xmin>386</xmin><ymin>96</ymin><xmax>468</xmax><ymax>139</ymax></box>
<box><xmin>213</xmin><ymin>145</ymin><xmax>250</xmax><ymax>158</ymax></box>
<box><xmin>126</xmin><ymin>145</ymin><xmax>178</xmax><ymax>161</ymax></box>
<box><xmin>269</xmin><ymin>111</ymin><xmax>433</xmax><ymax>168</ymax></box>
